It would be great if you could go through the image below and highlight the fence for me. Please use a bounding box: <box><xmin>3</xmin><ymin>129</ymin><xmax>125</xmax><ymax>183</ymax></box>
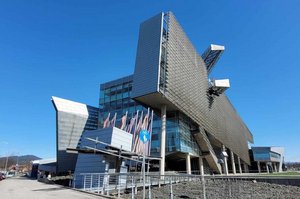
<box><xmin>72</xmin><ymin>172</ymin><xmax>300</xmax><ymax>199</ymax></box>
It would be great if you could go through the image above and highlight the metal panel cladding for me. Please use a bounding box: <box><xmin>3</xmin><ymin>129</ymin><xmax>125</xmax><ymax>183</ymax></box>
<box><xmin>164</xmin><ymin>12</ymin><xmax>252</xmax><ymax>164</ymax></box>
<box><xmin>52</xmin><ymin>96</ymin><xmax>99</xmax><ymax>173</ymax></box>
<box><xmin>132</xmin><ymin>13</ymin><xmax>163</xmax><ymax>98</ymax></box>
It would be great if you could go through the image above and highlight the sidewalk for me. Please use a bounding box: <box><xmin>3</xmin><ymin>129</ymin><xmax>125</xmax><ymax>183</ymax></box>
<box><xmin>0</xmin><ymin>176</ymin><xmax>106</xmax><ymax>199</ymax></box>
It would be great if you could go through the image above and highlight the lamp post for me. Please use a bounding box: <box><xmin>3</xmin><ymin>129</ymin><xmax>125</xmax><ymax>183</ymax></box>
<box><xmin>4</xmin><ymin>155</ymin><xmax>9</xmax><ymax>173</ymax></box>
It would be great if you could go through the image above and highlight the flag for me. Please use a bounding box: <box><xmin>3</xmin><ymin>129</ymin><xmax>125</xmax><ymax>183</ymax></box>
<box><xmin>103</xmin><ymin>113</ymin><xmax>110</xmax><ymax>128</ymax></box>
<box><xmin>133</xmin><ymin>111</ymin><xmax>143</xmax><ymax>153</ymax></box>
<box><xmin>134</xmin><ymin>108</ymin><xmax>151</xmax><ymax>155</ymax></box>
<box><xmin>141</xmin><ymin>108</ymin><xmax>150</xmax><ymax>155</ymax></box>
<box><xmin>127</xmin><ymin>111</ymin><xmax>138</xmax><ymax>134</ymax></box>
<box><xmin>110</xmin><ymin>112</ymin><xmax>117</xmax><ymax>127</ymax></box>
<box><xmin>120</xmin><ymin>111</ymin><xmax>128</xmax><ymax>130</ymax></box>
<box><xmin>146</xmin><ymin>110</ymin><xmax>154</xmax><ymax>156</ymax></box>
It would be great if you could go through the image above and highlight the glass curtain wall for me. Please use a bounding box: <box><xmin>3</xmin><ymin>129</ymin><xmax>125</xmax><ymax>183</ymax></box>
<box><xmin>99</xmin><ymin>77</ymin><xmax>200</xmax><ymax>156</ymax></box>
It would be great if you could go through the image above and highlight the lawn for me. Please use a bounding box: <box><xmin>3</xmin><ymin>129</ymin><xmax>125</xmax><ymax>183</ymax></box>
<box><xmin>260</xmin><ymin>171</ymin><xmax>300</xmax><ymax>176</ymax></box>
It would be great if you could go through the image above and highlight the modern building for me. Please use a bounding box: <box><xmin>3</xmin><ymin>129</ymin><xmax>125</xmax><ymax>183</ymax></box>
<box><xmin>131</xmin><ymin>12</ymin><xmax>254</xmax><ymax>175</ymax></box>
<box><xmin>250</xmin><ymin>147</ymin><xmax>284</xmax><ymax>173</ymax></box>
<box><xmin>52</xmin><ymin>11</ymin><xmax>254</xmax><ymax>177</ymax></box>
<box><xmin>52</xmin><ymin>96</ymin><xmax>99</xmax><ymax>174</ymax></box>
<box><xmin>30</xmin><ymin>158</ymin><xmax>56</xmax><ymax>178</ymax></box>
<box><xmin>99</xmin><ymin>75</ymin><xmax>201</xmax><ymax>167</ymax></box>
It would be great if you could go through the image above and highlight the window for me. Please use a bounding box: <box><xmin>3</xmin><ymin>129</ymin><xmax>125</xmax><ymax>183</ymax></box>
<box><xmin>151</xmin><ymin>134</ymin><xmax>158</xmax><ymax>140</ymax></box>
<box><xmin>111</xmin><ymin>94</ymin><xmax>116</xmax><ymax>101</ymax></box>
<box><xmin>116</xmin><ymin>93</ymin><xmax>123</xmax><ymax>100</ymax></box>
<box><xmin>123</xmin><ymin>92</ymin><xmax>129</xmax><ymax>98</ymax></box>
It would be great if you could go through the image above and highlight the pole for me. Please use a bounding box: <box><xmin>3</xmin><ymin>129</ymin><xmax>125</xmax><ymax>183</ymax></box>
<box><xmin>170</xmin><ymin>177</ymin><xmax>173</xmax><ymax>199</ymax></box>
<box><xmin>131</xmin><ymin>176</ymin><xmax>134</xmax><ymax>199</ymax></box>
<box><xmin>4</xmin><ymin>155</ymin><xmax>9</xmax><ymax>173</ymax></box>
<box><xmin>142</xmin><ymin>146</ymin><xmax>145</xmax><ymax>199</ymax></box>
<box><xmin>16</xmin><ymin>155</ymin><xmax>19</xmax><ymax>174</ymax></box>
<box><xmin>160</xmin><ymin>105</ymin><xmax>166</xmax><ymax>179</ymax></box>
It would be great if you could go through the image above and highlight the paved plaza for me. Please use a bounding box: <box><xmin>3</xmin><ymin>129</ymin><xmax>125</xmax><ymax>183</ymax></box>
<box><xmin>0</xmin><ymin>177</ymin><xmax>105</xmax><ymax>199</ymax></box>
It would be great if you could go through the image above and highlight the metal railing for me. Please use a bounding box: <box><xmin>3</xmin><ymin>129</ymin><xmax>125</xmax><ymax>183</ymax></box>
<box><xmin>72</xmin><ymin>172</ymin><xmax>300</xmax><ymax>199</ymax></box>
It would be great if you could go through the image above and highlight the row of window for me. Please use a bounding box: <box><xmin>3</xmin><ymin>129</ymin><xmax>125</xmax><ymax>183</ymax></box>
<box><xmin>100</xmin><ymin>91</ymin><xmax>132</xmax><ymax>104</ymax></box>
<box><xmin>101</xmin><ymin>82</ymin><xmax>132</xmax><ymax>95</ymax></box>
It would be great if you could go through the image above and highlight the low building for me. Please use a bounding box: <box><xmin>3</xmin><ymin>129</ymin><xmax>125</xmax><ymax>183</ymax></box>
<box><xmin>250</xmin><ymin>147</ymin><xmax>284</xmax><ymax>173</ymax></box>
<box><xmin>30</xmin><ymin>158</ymin><xmax>56</xmax><ymax>178</ymax></box>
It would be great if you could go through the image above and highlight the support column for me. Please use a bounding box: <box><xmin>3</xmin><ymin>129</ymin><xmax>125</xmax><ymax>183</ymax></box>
<box><xmin>222</xmin><ymin>145</ymin><xmax>228</xmax><ymax>175</ymax></box>
<box><xmin>159</xmin><ymin>105</ymin><xmax>166</xmax><ymax>178</ymax></box>
<box><xmin>257</xmin><ymin>161</ymin><xmax>261</xmax><ymax>173</ymax></box>
<box><xmin>273</xmin><ymin>163</ymin><xmax>277</xmax><ymax>172</ymax></box>
<box><xmin>186</xmin><ymin>153</ymin><xmax>191</xmax><ymax>175</ymax></box>
<box><xmin>230</xmin><ymin>150</ymin><xmax>236</xmax><ymax>174</ymax></box>
<box><xmin>199</xmin><ymin>157</ymin><xmax>204</xmax><ymax>176</ymax></box>
<box><xmin>266</xmin><ymin>162</ymin><xmax>269</xmax><ymax>173</ymax></box>
<box><xmin>237</xmin><ymin>157</ymin><xmax>242</xmax><ymax>174</ymax></box>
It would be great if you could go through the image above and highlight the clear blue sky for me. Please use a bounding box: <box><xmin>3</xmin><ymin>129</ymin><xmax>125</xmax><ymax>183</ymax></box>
<box><xmin>0</xmin><ymin>1</ymin><xmax>299</xmax><ymax>162</ymax></box>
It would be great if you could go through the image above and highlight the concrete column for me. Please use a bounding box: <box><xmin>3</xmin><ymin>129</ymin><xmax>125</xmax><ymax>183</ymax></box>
<box><xmin>257</xmin><ymin>161</ymin><xmax>261</xmax><ymax>173</ymax></box>
<box><xmin>159</xmin><ymin>105</ymin><xmax>166</xmax><ymax>178</ymax></box>
<box><xmin>199</xmin><ymin>157</ymin><xmax>204</xmax><ymax>176</ymax></box>
<box><xmin>230</xmin><ymin>150</ymin><xmax>236</xmax><ymax>174</ymax></box>
<box><xmin>266</xmin><ymin>162</ymin><xmax>269</xmax><ymax>173</ymax></box>
<box><xmin>222</xmin><ymin>145</ymin><xmax>228</xmax><ymax>175</ymax></box>
<box><xmin>186</xmin><ymin>153</ymin><xmax>191</xmax><ymax>175</ymax></box>
<box><xmin>237</xmin><ymin>157</ymin><xmax>242</xmax><ymax>174</ymax></box>
<box><xmin>273</xmin><ymin>163</ymin><xmax>277</xmax><ymax>172</ymax></box>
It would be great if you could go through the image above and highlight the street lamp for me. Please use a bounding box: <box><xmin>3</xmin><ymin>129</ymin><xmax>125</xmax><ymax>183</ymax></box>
<box><xmin>4</xmin><ymin>155</ymin><xmax>9</xmax><ymax>173</ymax></box>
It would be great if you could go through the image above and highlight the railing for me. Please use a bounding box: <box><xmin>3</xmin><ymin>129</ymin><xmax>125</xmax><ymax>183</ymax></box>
<box><xmin>71</xmin><ymin>172</ymin><xmax>300</xmax><ymax>199</ymax></box>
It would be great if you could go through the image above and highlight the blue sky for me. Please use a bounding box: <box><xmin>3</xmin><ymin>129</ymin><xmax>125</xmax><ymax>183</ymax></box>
<box><xmin>0</xmin><ymin>1</ymin><xmax>299</xmax><ymax>162</ymax></box>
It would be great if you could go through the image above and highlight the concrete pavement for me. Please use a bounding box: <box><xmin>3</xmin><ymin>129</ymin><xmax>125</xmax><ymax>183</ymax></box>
<box><xmin>0</xmin><ymin>176</ymin><xmax>106</xmax><ymax>199</ymax></box>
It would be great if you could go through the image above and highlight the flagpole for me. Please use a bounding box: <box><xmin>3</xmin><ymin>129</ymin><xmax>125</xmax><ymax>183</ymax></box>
<box><xmin>142</xmin><ymin>142</ymin><xmax>145</xmax><ymax>199</ymax></box>
<box><xmin>148</xmin><ymin>110</ymin><xmax>154</xmax><ymax>156</ymax></box>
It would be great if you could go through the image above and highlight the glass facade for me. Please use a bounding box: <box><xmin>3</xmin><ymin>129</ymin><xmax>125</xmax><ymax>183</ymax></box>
<box><xmin>99</xmin><ymin>76</ymin><xmax>200</xmax><ymax>156</ymax></box>
<box><xmin>253</xmin><ymin>150</ymin><xmax>281</xmax><ymax>161</ymax></box>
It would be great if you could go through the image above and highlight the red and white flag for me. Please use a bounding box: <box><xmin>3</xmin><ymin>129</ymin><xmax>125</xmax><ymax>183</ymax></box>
<box><xmin>120</xmin><ymin>111</ymin><xmax>128</xmax><ymax>130</ymax></box>
<box><xmin>133</xmin><ymin>111</ymin><xmax>143</xmax><ymax>153</ymax></box>
<box><xmin>103</xmin><ymin>113</ymin><xmax>110</xmax><ymax>128</ymax></box>
<box><xmin>110</xmin><ymin>112</ymin><xmax>117</xmax><ymax>127</ymax></box>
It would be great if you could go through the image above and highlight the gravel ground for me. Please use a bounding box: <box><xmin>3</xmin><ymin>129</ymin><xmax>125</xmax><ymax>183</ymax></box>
<box><xmin>123</xmin><ymin>179</ymin><xmax>300</xmax><ymax>199</ymax></box>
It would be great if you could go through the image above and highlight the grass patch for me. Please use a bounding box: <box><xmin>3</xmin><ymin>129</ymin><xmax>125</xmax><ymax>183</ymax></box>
<box><xmin>260</xmin><ymin>171</ymin><xmax>300</xmax><ymax>176</ymax></box>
